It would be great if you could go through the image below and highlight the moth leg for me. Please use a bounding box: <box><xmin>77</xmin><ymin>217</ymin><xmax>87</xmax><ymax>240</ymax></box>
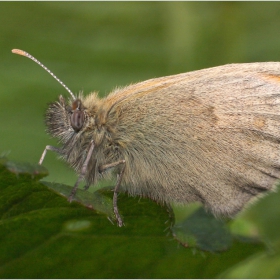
<box><xmin>99</xmin><ymin>160</ymin><xmax>126</xmax><ymax>173</ymax></box>
<box><xmin>84</xmin><ymin>161</ymin><xmax>124</xmax><ymax>190</ymax></box>
<box><xmin>113</xmin><ymin>162</ymin><xmax>126</xmax><ymax>227</ymax></box>
<box><xmin>68</xmin><ymin>140</ymin><xmax>95</xmax><ymax>202</ymax></box>
<box><xmin>98</xmin><ymin>160</ymin><xmax>126</xmax><ymax>226</ymax></box>
<box><xmin>39</xmin><ymin>145</ymin><xmax>61</xmax><ymax>165</ymax></box>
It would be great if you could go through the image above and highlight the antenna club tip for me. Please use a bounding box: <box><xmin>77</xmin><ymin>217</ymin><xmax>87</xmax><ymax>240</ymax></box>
<box><xmin>12</xmin><ymin>48</ymin><xmax>75</xmax><ymax>98</ymax></box>
<box><xmin>12</xmin><ymin>49</ymin><xmax>26</xmax><ymax>56</ymax></box>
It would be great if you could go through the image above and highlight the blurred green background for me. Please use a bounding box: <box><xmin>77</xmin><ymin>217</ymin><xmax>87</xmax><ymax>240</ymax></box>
<box><xmin>1</xmin><ymin>2</ymin><xmax>280</xmax><ymax>185</ymax></box>
<box><xmin>1</xmin><ymin>2</ymin><xmax>280</xmax><ymax>278</ymax></box>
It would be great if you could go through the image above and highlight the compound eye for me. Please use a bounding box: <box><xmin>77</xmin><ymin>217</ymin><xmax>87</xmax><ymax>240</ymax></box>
<box><xmin>70</xmin><ymin>99</ymin><xmax>85</xmax><ymax>132</ymax></box>
<box><xmin>71</xmin><ymin>110</ymin><xmax>85</xmax><ymax>132</ymax></box>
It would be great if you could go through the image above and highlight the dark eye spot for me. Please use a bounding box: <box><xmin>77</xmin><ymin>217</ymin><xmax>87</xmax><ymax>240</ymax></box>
<box><xmin>71</xmin><ymin>110</ymin><xmax>85</xmax><ymax>132</ymax></box>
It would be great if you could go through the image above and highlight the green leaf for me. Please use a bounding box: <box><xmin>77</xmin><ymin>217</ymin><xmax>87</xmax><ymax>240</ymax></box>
<box><xmin>0</xmin><ymin>158</ymin><xmax>266</xmax><ymax>278</ymax></box>
<box><xmin>219</xmin><ymin>248</ymin><xmax>280</xmax><ymax>278</ymax></box>
<box><xmin>240</xmin><ymin>186</ymin><xmax>280</xmax><ymax>246</ymax></box>
<box><xmin>219</xmin><ymin>185</ymin><xmax>280</xmax><ymax>278</ymax></box>
<box><xmin>42</xmin><ymin>181</ymin><xmax>115</xmax><ymax>222</ymax></box>
<box><xmin>172</xmin><ymin>208</ymin><xmax>233</xmax><ymax>252</ymax></box>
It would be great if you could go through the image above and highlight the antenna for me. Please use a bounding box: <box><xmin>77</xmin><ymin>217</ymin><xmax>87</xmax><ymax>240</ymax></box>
<box><xmin>12</xmin><ymin>49</ymin><xmax>76</xmax><ymax>100</ymax></box>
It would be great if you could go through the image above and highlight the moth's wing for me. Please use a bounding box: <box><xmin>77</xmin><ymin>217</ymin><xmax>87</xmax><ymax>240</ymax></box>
<box><xmin>185</xmin><ymin>62</ymin><xmax>280</xmax><ymax>215</ymax></box>
<box><xmin>103</xmin><ymin>74</ymin><xmax>187</xmax><ymax>112</ymax></box>
<box><xmin>108</xmin><ymin>62</ymin><xmax>280</xmax><ymax>217</ymax></box>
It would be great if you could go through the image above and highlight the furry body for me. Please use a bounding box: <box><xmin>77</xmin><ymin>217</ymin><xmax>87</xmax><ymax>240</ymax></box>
<box><xmin>46</xmin><ymin>62</ymin><xmax>280</xmax><ymax>217</ymax></box>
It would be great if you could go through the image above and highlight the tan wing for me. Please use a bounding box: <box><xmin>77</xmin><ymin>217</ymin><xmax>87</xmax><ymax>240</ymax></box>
<box><xmin>106</xmin><ymin>62</ymin><xmax>280</xmax><ymax>217</ymax></box>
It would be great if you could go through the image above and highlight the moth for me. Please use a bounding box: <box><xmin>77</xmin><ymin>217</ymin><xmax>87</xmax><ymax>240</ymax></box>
<box><xmin>12</xmin><ymin>49</ymin><xmax>280</xmax><ymax>226</ymax></box>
